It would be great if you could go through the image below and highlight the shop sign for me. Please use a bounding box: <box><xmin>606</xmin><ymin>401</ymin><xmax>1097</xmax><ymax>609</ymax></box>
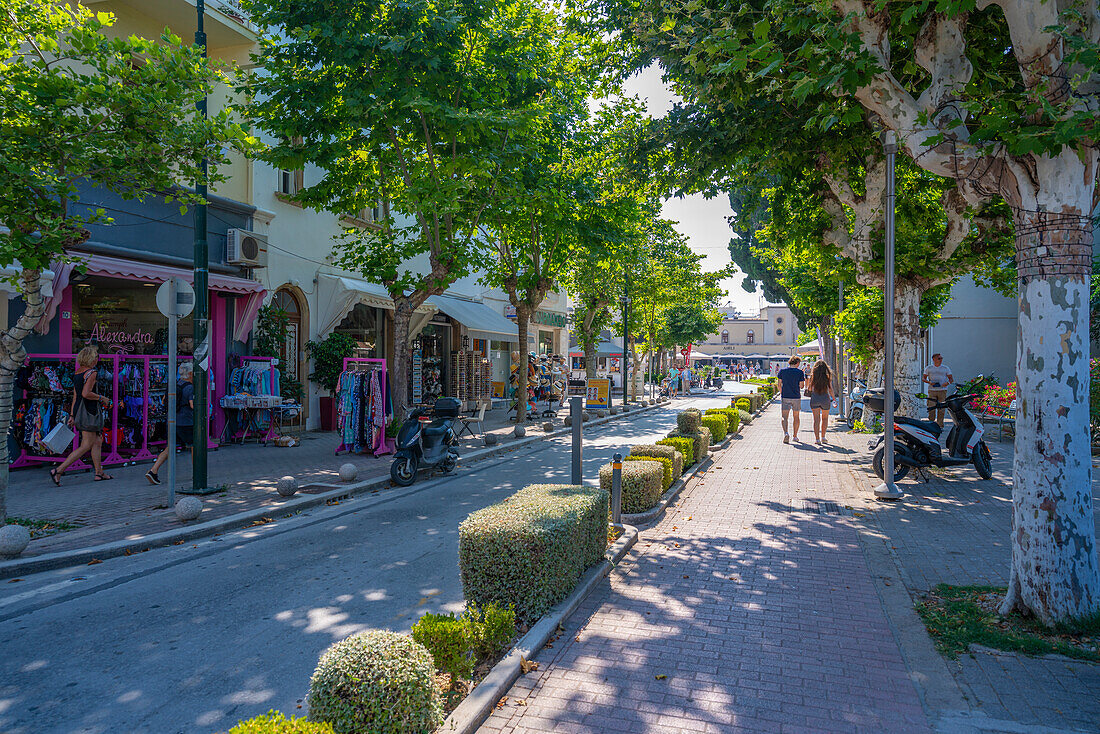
<box><xmin>502</xmin><ymin>305</ymin><xmax>567</xmax><ymax>328</ymax></box>
<box><xmin>585</xmin><ymin>377</ymin><xmax>611</xmax><ymax>410</ymax></box>
<box><xmin>89</xmin><ymin>322</ymin><xmax>155</xmax><ymax>354</ymax></box>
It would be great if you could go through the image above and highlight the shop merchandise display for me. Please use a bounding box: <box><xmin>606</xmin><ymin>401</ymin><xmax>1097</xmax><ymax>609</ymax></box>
<box><xmin>220</xmin><ymin>357</ymin><xmax>287</xmax><ymax>444</ymax></box>
<box><xmin>450</xmin><ymin>348</ymin><xmax>491</xmax><ymax>404</ymax></box>
<box><xmin>335</xmin><ymin>357</ymin><xmax>393</xmax><ymax>456</ymax></box>
<box><xmin>12</xmin><ymin>361</ymin><xmax>74</xmax><ymax>458</ymax></box>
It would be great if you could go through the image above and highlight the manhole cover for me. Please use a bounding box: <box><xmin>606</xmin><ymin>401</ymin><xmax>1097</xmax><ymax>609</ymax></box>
<box><xmin>790</xmin><ymin>499</ymin><xmax>844</xmax><ymax>515</ymax></box>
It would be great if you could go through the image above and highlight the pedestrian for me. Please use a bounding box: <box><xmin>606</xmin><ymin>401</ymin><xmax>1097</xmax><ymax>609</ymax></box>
<box><xmin>922</xmin><ymin>353</ymin><xmax>954</xmax><ymax>427</ymax></box>
<box><xmin>668</xmin><ymin>362</ymin><xmax>681</xmax><ymax>398</ymax></box>
<box><xmin>777</xmin><ymin>355</ymin><xmax>806</xmax><ymax>444</ymax></box>
<box><xmin>50</xmin><ymin>346</ymin><xmax>113</xmax><ymax>484</ymax></box>
<box><xmin>145</xmin><ymin>361</ymin><xmax>195</xmax><ymax>485</ymax></box>
<box><xmin>808</xmin><ymin>359</ymin><xmax>835</xmax><ymax>445</ymax></box>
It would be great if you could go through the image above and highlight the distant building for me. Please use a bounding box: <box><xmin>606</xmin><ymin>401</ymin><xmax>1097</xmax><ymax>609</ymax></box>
<box><xmin>696</xmin><ymin>304</ymin><xmax>801</xmax><ymax>359</ymax></box>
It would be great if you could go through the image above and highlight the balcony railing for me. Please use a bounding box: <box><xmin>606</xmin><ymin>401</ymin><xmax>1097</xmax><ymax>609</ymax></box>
<box><xmin>214</xmin><ymin>0</ymin><xmax>249</xmax><ymax>22</ymax></box>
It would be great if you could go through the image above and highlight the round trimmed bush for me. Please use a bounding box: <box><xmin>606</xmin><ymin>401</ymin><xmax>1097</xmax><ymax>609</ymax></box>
<box><xmin>230</xmin><ymin>711</ymin><xmax>334</xmax><ymax>734</ymax></box>
<box><xmin>307</xmin><ymin>630</ymin><xmax>442</xmax><ymax>734</ymax></box>
<box><xmin>738</xmin><ymin>409</ymin><xmax>753</xmax><ymax>425</ymax></box>
<box><xmin>700</xmin><ymin>414</ymin><xmax>728</xmax><ymax>442</ymax></box>
<box><xmin>676</xmin><ymin>410</ymin><xmax>702</xmax><ymax>433</ymax></box>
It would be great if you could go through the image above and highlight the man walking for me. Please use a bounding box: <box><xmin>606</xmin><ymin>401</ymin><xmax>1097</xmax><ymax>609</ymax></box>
<box><xmin>145</xmin><ymin>361</ymin><xmax>195</xmax><ymax>485</ymax></box>
<box><xmin>777</xmin><ymin>356</ymin><xmax>805</xmax><ymax>444</ymax></box>
<box><xmin>922</xmin><ymin>353</ymin><xmax>954</xmax><ymax>428</ymax></box>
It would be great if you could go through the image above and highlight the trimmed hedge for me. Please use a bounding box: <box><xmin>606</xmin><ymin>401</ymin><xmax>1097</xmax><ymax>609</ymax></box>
<box><xmin>705</xmin><ymin>407</ymin><xmax>740</xmax><ymax>434</ymax></box>
<box><xmin>658</xmin><ymin>436</ymin><xmax>694</xmax><ymax>466</ymax></box>
<box><xmin>676</xmin><ymin>409</ymin><xmax>702</xmax><ymax>433</ymax></box>
<box><xmin>700</xmin><ymin>414</ymin><xmax>728</xmax><ymax>442</ymax></box>
<box><xmin>738</xmin><ymin>408</ymin><xmax>753</xmax><ymax>425</ymax></box>
<box><xmin>735</xmin><ymin>397</ymin><xmax>751</xmax><ymax>412</ymax></box>
<box><xmin>231</xmin><ymin>712</ymin><xmax>335</xmax><ymax>734</ymax></box>
<box><xmin>459</xmin><ymin>484</ymin><xmax>608</xmax><ymax>625</ymax></box>
<box><xmin>665</xmin><ymin>428</ymin><xmax>710</xmax><ymax>465</ymax></box>
<box><xmin>630</xmin><ymin>444</ymin><xmax>681</xmax><ymax>481</ymax></box>
<box><xmin>625</xmin><ymin>454</ymin><xmax>672</xmax><ymax>491</ymax></box>
<box><xmin>600</xmin><ymin>460</ymin><xmax>663</xmax><ymax>513</ymax></box>
<box><xmin>307</xmin><ymin>630</ymin><xmax>442</xmax><ymax>734</ymax></box>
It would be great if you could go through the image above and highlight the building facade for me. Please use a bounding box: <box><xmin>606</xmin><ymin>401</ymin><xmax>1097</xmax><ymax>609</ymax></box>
<box><xmin>696</xmin><ymin>304</ymin><xmax>802</xmax><ymax>358</ymax></box>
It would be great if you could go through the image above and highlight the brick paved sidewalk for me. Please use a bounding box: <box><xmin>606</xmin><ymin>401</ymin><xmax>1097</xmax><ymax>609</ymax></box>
<box><xmin>5</xmin><ymin>399</ymin><xmax>622</xmax><ymax>558</ymax></box>
<box><xmin>483</xmin><ymin>405</ymin><xmax>930</xmax><ymax>734</ymax></box>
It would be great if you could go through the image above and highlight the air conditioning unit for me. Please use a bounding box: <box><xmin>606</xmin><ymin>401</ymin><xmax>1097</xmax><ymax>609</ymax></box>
<box><xmin>226</xmin><ymin>228</ymin><xmax>268</xmax><ymax>267</ymax></box>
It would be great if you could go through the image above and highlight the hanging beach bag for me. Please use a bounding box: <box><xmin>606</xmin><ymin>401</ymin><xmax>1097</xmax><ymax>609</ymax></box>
<box><xmin>73</xmin><ymin>371</ymin><xmax>103</xmax><ymax>433</ymax></box>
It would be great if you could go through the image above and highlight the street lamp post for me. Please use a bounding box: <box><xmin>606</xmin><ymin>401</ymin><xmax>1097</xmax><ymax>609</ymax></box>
<box><xmin>838</xmin><ymin>278</ymin><xmax>845</xmax><ymax>418</ymax></box>
<box><xmin>192</xmin><ymin>0</ymin><xmax>210</xmax><ymax>494</ymax></box>
<box><xmin>875</xmin><ymin>131</ymin><xmax>903</xmax><ymax>500</ymax></box>
<box><xmin>620</xmin><ymin>293</ymin><xmax>630</xmax><ymax>406</ymax></box>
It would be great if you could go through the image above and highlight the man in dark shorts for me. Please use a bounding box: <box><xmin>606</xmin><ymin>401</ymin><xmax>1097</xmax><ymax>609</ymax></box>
<box><xmin>777</xmin><ymin>356</ymin><xmax>806</xmax><ymax>444</ymax></box>
<box><xmin>146</xmin><ymin>361</ymin><xmax>195</xmax><ymax>485</ymax></box>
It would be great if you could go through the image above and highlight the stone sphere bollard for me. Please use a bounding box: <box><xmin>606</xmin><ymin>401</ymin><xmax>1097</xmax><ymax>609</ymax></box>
<box><xmin>276</xmin><ymin>475</ymin><xmax>298</xmax><ymax>497</ymax></box>
<box><xmin>596</xmin><ymin>410</ymin><xmax>607</xmax><ymax>419</ymax></box>
<box><xmin>339</xmin><ymin>463</ymin><xmax>359</xmax><ymax>483</ymax></box>
<box><xmin>564</xmin><ymin>415</ymin><xmax>573</xmax><ymax>427</ymax></box>
<box><xmin>0</xmin><ymin>524</ymin><xmax>31</xmax><ymax>557</ymax></box>
<box><xmin>514</xmin><ymin>425</ymin><xmax>526</xmax><ymax>438</ymax></box>
<box><xmin>542</xmin><ymin>421</ymin><xmax>554</xmax><ymax>432</ymax></box>
<box><xmin>622</xmin><ymin>404</ymin><xmax>630</xmax><ymax>412</ymax></box>
<box><xmin>484</xmin><ymin>433</ymin><xmax>499</xmax><ymax>446</ymax></box>
<box><xmin>582</xmin><ymin>411</ymin><xmax>590</xmax><ymax>421</ymax></box>
<box><xmin>609</xmin><ymin>406</ymin><xmax>619</xmax><ymax>415</ymax></box>
<box><xmin>174</xmin><ymin>496</ymin><xmax>203</xmax><ymax>522</ymax></box>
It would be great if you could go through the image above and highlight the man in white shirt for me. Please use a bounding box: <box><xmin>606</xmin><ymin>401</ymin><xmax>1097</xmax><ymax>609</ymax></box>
<box><xmin>922</xmin><ymin>353</ymin><xmax>954</xmax><ymax>427</ymax></box>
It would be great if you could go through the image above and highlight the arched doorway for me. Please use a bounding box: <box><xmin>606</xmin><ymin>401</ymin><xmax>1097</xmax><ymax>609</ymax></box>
<box><xmin>273</xmin><ymin>287</ymin><xmax>306</xmax><ymax>387</ymax></box>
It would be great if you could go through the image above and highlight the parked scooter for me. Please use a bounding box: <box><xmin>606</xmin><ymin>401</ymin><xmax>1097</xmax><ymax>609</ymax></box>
<box><xmin>390</xmin><ymin>397</ymin><xmax>461</xmax><ymax>487</ymax></box>
<box><xmin>868</xmin><ymin>386</ymin><xmax>992</xmax><ymax>482</ymax></box>
<box><xmin>845</xmin><ymin>379</ymin><xmax>868</xmax><ymax>426</ymax></box>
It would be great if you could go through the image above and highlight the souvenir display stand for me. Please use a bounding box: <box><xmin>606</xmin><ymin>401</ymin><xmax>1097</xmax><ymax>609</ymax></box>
<box><xmin>335</xmin><ymin>357</ymin><xmax>394</xmax><ymax>457</ymax></box>
<box><xmin>450</xmin><ymin>349</ymin><xmax>491</xmax><ymax>405</ymax></box>
<box><xmin>220</xmin><ymin>356</ymin><xmax>282</xmax><ymax>444</ymax></box>
<box><xmin>11</xmin><ymin>353</ymin><xmax>214</xmax><ymax>472</ymax></box>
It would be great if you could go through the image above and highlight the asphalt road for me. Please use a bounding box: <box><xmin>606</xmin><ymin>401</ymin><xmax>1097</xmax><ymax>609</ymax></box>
<box><xmin>0</xmin><ymin>389</ymin><xmax>741</xmax><ymax>734</ymax></box>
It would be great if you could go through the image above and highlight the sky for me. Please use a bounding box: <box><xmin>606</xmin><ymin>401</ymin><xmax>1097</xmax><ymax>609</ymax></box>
<box><xmin>619</xmin><ymin>66</ymin><xmax>775</xmax><ymax>315</ymax></box>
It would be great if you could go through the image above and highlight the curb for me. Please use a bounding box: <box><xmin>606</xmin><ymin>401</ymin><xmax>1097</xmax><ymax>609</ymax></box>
<box><xmin>440</xmin><ymin>523</ymin><xmax>639</xmax><ymax>734</ymax></box>
<box><xmin>0</xmin><ymin>401</ymin><xmax>665</xmax><ymax>579</ymax></box>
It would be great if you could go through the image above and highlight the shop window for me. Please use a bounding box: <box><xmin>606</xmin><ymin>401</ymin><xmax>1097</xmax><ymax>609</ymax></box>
<box><xmin>538</xmin><ymin>330</ymin><xmax>554</xmax><ymax>355</ymax></box>
<box><xmin>721</xmin><ymin>330</ymin><xmax>728</xmax><ymax>344</ymax></box>
<box><xmin>72</xmin><ymin>276</ymin><xmax>190</xmax><ymax>356</ymax></box>
<box><xmin>335</xmin><ymin>303</ymin><xmax>378</xmax><ymax>358</ymax></box>
<box><xmin>747</xmin><ymin>330</ymin><xmax>754</xmax><ymax>344</ymax></box>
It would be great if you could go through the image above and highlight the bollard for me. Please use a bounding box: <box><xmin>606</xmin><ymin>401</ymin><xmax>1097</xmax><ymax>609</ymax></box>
<box><xmin>611</xmin><ymin>452</ymin><xmax>622</xmax><ymax>524</ymax></box>
<box><xmin>571</xmin><ymin>396</ymin><xmax>583</xmax><ymax>484</ymax></box>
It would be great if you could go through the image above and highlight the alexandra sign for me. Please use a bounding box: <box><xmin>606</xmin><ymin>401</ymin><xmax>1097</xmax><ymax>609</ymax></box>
<box><xmin>89</xmin><ymin>322</ymin><xmax>155</xmax><ymax>354</ymax></box>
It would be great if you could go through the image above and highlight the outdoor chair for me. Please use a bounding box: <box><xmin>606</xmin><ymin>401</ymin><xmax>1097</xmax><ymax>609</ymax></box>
<box><xmin>456</xmin><ymin>402</ymin><xmax>487</xmax><ymax>439</ymax></box>
<box><xmin>995</xmin><ymin>399</ymin><xmax>1017</xmax><ymax>442</ymax></box>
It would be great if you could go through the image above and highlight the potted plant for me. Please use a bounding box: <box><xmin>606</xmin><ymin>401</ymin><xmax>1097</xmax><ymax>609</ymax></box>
<box><xmin>305</xmin><ymin>333</ymin><xmax>356</xmax><ymax>430</ymax></box>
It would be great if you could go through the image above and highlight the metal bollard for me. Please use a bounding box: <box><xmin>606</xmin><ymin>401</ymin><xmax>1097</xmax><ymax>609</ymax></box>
<box><xmin>611</xmin><ymin>452</ymin><xmax>622</xmax><ymax>524</ymax></box>
<box><xmin>571</xmin><ymin>396</ymin><xmax>583</xmax><ymax>484</ymax></box>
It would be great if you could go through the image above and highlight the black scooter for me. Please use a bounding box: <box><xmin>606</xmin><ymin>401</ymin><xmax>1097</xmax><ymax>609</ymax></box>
<box><xmin>390</xmin><ymin>397</ymin><xmax>461</xmax><ymax>486</ymax></box>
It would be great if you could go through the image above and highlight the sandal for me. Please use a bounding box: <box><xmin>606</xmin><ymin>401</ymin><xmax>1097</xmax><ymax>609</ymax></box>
<box><xmin>94</xmin><ymin>473</ymin><xmax>114</xmax><ymax>481</ymax></box>
<box><xmin>49</xmin><ymin>468</ymin><xmax>62</xmax><ymax>486</ymax></box>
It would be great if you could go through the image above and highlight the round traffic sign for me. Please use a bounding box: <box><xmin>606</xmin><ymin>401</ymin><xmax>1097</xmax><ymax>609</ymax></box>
<box><xmin>156</xmin><ymin>277</ymin><xmax>195</xmax><ymax>318</ymax></box>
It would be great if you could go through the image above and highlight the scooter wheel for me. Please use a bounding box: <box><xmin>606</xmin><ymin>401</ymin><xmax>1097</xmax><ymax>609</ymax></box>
<box><xmin>390</xmin><ymin>455</ymin><xmax>418</xmax><ymax>486</ymax></box>
<box><xmin>973</xmin><ymin>442</ymin><xmax>993</xmax><ymax>480</ymax></box>
<box><xmin>872</xmin><ymin>445</ymin><xmax>910</xmax><ymax>482</ymax></box>
<box><xmin>441</xmin><ymin>453</ymin><xmax>458</xmax><ymax>474</ymax></box>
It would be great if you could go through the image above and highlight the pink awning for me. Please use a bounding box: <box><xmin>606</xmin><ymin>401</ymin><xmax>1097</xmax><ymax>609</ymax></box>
<box><xmin>45</xmin><ymin>253</ymin><xmax>268</xmax><ymax>342</ymax></box>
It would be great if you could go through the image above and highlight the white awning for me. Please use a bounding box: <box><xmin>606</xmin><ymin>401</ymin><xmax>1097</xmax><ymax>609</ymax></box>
<box><xmin>426</xmin><ymin>294</ymin><xmax>519</xmax><ymax>338</ymax></box>
<box><xmin>0</xmin><ymin>265</ymin><xmax>56</xmax><ymax>298</ymax></box>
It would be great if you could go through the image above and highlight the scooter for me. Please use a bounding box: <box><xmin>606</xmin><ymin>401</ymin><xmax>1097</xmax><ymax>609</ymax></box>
<box><xmin>868</xmin><ymin>387</ymin><xmax>993</xmax><ymax>482</ymax></box>
<box><xmin>390</xmin><ymin>397</ymin><xmax>461</xmax><ymax>487</ymax></box>
<box><xmin>846</xmin><ymin>379</ymin><xmax>868</xmax><ymax>426</ymax></box>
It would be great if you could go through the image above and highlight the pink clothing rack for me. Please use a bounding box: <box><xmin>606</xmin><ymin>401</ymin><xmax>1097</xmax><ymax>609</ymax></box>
<box><xmin>335</xmin><ymin>357</ymin><xmax>393</xmax><ymax>457</ymax></box>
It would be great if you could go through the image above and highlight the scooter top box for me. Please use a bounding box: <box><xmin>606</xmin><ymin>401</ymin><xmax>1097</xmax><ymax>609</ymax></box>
<box><xmin>433</xmin><ymin>397</ymin><xmax>462</xmax><ymax>418</ymax></box>
<box><xmin>863</xmin><ymin>388</ymin><xmax>900</xmax><ymax>413</ymax></box>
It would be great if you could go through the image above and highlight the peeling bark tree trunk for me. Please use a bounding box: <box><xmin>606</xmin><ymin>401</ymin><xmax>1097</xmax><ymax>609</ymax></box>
<box><xmin>893</xmin><ymin>281</ymin><xmax>925</xmax><ymax>417</ymax></box>
<box><xmin>819</xmin><ymin>316</ymin><xmax>839</xmax><ymax>397</ymax></box>
<box><xmin>391</xmin><ymin>300</ymin><xmax>415</xmax><ymax>420</ymax></box>
<box><xmin>1001</xmin><ymin>206</ymin><xmax>1100</xmax><ymax>624</ymax></box>
<box><xmin>584</xmin><ymin>344</ymin><xmax>597</xmax><ymax>380</ymax></box>
<box><xmin>515</xmin><ymin>305</ymin><xmax>532</xmax><ymax>423</ymax></box>
<box><xmin>0</xmin><ymin>269</ymin><xmax>46</xmax><ymax>526</ymax></box>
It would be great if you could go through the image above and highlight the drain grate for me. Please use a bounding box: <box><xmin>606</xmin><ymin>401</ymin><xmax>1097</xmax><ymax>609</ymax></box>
<box><xmin>790</xmin><ymin>499</ymin><xmax>844</xmax><ymax>515</ymax></box>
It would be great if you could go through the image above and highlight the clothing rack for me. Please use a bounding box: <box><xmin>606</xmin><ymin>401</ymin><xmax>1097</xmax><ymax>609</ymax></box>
<box><xmin>222</xmin><ymin>356</ymin><xmax>281</xmax><ymax>444</ymax></box>
<box><xmin>335</xmin><ymin>357</ymin><xmax>393</xmax><ymax>457</ymax></box>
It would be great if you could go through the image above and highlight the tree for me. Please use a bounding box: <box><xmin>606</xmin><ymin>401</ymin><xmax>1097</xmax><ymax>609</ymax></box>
<box><xmin>480</xmin><ymin>11</ymin><xmax>590</xmax><ymax>422</ymax></box>
<box><xmin>245</xmin><ymin>0</ymin><xmax>557</xmax><ymax>417</ymax></box>
<box><xmin>610</xmin><ymin>0</ymin><xmax>1100</xmax><ymax>624</ymax></box>
<box><xmin>0</xmin><ymin>1</ymin><xmax>246</xmax><ymax>526</ymax></box>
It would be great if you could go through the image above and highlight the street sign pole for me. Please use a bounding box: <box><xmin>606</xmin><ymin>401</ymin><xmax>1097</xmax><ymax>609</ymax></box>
<box><xmin>192</xmin><ymin>0</ymin><xmax>210</xmax><ymax>494</ymax></box>
<box><xmin>166</xmin><ymin>279</ymin><xmax>178</xmax><ymax>508</ymax></box>
<box><xmin>876</xmin><ymin>131</ymin><xmax>903</xmax><ymax>500</ymax></box>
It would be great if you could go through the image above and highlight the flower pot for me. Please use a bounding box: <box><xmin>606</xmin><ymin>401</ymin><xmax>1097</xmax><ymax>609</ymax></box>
<box><xmin>319</xmin><ymin>396</ymin><xmax>338</xmax><ymax>431</ymax></box>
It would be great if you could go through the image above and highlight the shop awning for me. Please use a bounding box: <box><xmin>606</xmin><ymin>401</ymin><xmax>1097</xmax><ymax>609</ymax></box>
<box><xmin>316</xmin><ymin>275</ymin><xmax>396</xmax><ymax>334</ymax></box>
<box><xmin>568</xmin><ymin>340</ymin><xmax>623</xmax><ymax>358</ymax></box>
<box><xmin>0</xmin><ymin>265</ymin><xmax>57</xmax><ymax>299</ymax></box>
<box><xmin>426</xmin><ymin>294</ymin><xmax>518</xmax><ymax>338</ymax></box>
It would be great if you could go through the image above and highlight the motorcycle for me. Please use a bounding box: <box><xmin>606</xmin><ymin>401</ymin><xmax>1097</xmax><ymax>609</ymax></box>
<box><xmin>389</xmin><ymin>397</ymin><xmax>461</xmax><ymax>487</ymax></box>
<box><xmin>868</xmin><ymin>387</ymin><xmax>993</xmax><ymax>482</ymax></box>
<box><xmin>845</xmin><ymin>378</ymin><xmax>868</xmax><ymax>427</ymax></box>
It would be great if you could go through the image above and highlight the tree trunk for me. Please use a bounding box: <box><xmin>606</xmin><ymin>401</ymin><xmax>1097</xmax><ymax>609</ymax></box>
<box><xmin>820</xmin><ymin>316</ymin><xmax>839</xmax><ymax>397</ymax></box>
<box><xmin>584</xmin><ymin>343</ymin><xmax>596</xmax><ymax>379</ymax></box>
<box><xmin>391</xmin><ymin>300</ymin><xmax>413</xmax><ymax>421</ymax></box>
<box><xmin>1001</xmin><ymin>206</ymin><xmax>1100</xmax><ymax>625</ymax></box>
<box><xmin>515</xmin><ymin>306</ymin><xmax>531</xmax><ymax>422</ymax></box>
<box><xmin>893</xmin><ymin>281</ymin><xmax>925</xmax><ymax>417</ymax></box>
<box><xmin>0</xmin><ymin>269</ymin><xmax>46</xmax><ymax>526</ymax></box>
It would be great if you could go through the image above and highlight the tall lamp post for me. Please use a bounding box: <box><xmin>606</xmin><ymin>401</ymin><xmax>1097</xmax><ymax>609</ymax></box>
<box><xmin>837</xmin><ymin>277</ymin><xmax>845</xmax><ymax>419</ymax></box>
<box><xmin>620</xmin><ymin>293</ymin><xmax>630</xmax><ymax>405</ymax></box>
<box><xmin>875</xmin><ymin>131</ymin><xmax>903</xmax><ymax>500</ymax></box>
<box><xmin>192</xmin><ymin>0</ymin><xmax>210</xmax><ymax>494</ymax></box>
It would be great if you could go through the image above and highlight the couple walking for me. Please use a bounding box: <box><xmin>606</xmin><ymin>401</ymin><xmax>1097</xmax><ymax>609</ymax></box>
<box><xmin>778</xmin><ymin>356</ymin><xmax>835</xmax><ymax>445</ymax></box>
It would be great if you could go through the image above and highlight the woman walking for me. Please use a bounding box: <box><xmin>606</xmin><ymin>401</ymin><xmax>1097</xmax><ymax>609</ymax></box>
<box><xmin>808</xmin><ymin>359</ymin><xmax>835</xmax><ymax>445</ymax></box>
<box><xmin>51</xmin><ymin>345</ymin><xmax>112</xmax><ymax>484</ymax></box>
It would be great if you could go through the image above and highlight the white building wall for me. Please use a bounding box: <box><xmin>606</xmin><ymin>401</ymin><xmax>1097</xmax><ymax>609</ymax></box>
<box><xmin>929</xmin><ymin>275</ymin><xmax>1017</xmax><ymax>386</ymax></box>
